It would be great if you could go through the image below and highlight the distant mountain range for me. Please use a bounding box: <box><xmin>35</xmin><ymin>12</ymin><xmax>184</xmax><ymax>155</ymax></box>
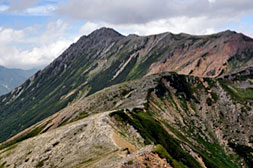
<box><xmin>0</xmin><ymin>66</ymin><xmax>36</xmax><ymax>96</ymax></box>
<box><xmin>0</xmin><ymin>28</ymin><xmax>252</xmax><ymax>168</ymax></box>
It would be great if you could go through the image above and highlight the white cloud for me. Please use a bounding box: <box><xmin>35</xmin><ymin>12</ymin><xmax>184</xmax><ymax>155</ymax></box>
<box><xmin>5</xmin><ymin>4</ymin><xmax>56</xmax><ymax>16</ymax></box>
<box><xmin>79</xmin><ymin>16</ymin><xmax>229</xmax><ymax>36</ymax></box>
<box><xmin>208</xmin><ymin>0</ymin><xmax>216</xmax><ymax>3</ymax></box>
<box><xmin>0</xmin><ymin>20</ymin><xmax>76</xmax><ymax>69</ymax></box>
<box><xmin>30</xmin><ymin>19</ymin><xmax>68</xmax><ymax>45</ymax></box>
<box><xmin>25</xmin><ymin>5</ymin><xmax>56</xmax><ymax>16</ymax></box>
<box><xmin>80</xmin><ymin>22</ymin><xmax>102</xmax><ymax>35</ymax></box>
<box><xmin>8</xmin><ymin>0</ymin><xmax>40</xmax><ymax>11</ymax></box>
<box><xmin>56</xmin><ymin>0</ymin><xmax>253</xmax><ymax>38</ymax></box>
<box><xmin>1</xmin><ymin>0</ymin><xmax>56</xmax><ymax>16</ymax></box>
<box><xmin>0</xmin><ymin>39</ymin><xmax>72</xmax><ymax>69</ymax></box>
<box><xmin>56</xmin><ymin>0</ymin><xmax>253</xmax><ymax>25</ymax></box>
<box><xmin>0</xmin><ymin>27</ymin><xmax>25</xmax><ymax>44</ymax></box>
<box><xmin>0</xmin><ymin>5</ymin><xmax>8</xmax><ymax>12</ymax></box>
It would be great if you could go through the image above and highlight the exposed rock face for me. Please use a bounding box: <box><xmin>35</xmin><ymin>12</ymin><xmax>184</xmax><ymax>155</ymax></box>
<box><xmin>147</xmin><ymin>31</ymin><xmax>253</xmax><ymax>77</ymax></box>
<box><xmin>121</xmin><ymin>151</ymin><xmax>172</xmax><ymax>168</ymax></box>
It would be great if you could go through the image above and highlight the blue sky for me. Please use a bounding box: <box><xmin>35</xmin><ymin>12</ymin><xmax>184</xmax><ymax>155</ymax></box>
<box><xmin>0</xmin><ymin>0</ymin><xmax>252</xmax><ymax>69</ymax></box>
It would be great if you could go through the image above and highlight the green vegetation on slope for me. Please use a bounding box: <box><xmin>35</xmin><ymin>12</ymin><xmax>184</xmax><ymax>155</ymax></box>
<box><xmin>228</xmin><ymin>143</ymin><xmax>253</xmax><ymax>166</ymax></box>
<box><xmin>153</xmin><ymin>144</ymin><xmax>186</xmax><ymax>168</ymax></box>
<box><xmin>110</xmin><ymin>109</ymin><xmax>201</xmax><ymax>168</ymax></box>
<box><xmin>219</xmin><ymin>79</ymin><xmax>253</xmax><ymax>104</ymax></box>
<box><xmin>146</xmin><ymin>75</ymin><xmax>240</xmax><ymax>168</ymax></box>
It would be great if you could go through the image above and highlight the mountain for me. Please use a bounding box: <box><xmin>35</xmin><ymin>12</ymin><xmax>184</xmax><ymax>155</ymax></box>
<box><xmin>0</xmin><ymin>28</ymin><xmax>253</xmax><ymax>143</ymax></box>
<box><xmin>0</xmin><ymin>66</ymin><xmax>36</xmax><ymax>96</ymax></box>
<box><xmin>0</xmin><ymin>28</ymin><xmax>252</xmax><ymax>167</ymax></box>
<box><xmin>0</xmin><ymin>71</ymin><xmax>252</xmax><ymax>168</ymax></box>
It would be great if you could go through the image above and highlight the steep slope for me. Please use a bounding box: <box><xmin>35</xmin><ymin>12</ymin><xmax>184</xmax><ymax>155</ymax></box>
<box><xmin>0</xmin><ymin>66</ymin><xmax>36</xmax><ymax>95</ymax></box>
<box><xmin>0</xmin><ymin>28</ymin><xmax>253</xmax><ymax>143</ymax></box>
<box><xmin>0</xmin><ymin>72</ymin><xmax>252</xmax><ymax>168</ymax></box>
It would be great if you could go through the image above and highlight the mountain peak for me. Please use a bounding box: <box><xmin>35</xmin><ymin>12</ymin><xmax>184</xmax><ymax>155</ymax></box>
<box><xmin>217</xmin><ymin>29</ymin><xmax>253</xmax><ymax>42</ymax></box>
<box><xmin>88</xmin><ymin>27</ymin><xmax>123</xmax><ymax>38</ymax></box>
<box><xmin>218</xmin><ymin>29</ymin><xmax>237</xmax><ymax>36</ymax></box>
<box><xmin>224</xmin><ymin>29</ymin><xmax>236</xmax><ymax>33</ymax></box>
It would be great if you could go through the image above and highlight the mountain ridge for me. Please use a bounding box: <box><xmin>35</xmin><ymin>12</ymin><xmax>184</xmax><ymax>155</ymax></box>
<box><xmin>0</xmin><ymin>27</ymin><xmax>252</xmax><ymax>143</ymax></box>
<box><xmin>0</xmin><ymin>27</ymin><xmax>252</xmax><ymax>168</ymax></box>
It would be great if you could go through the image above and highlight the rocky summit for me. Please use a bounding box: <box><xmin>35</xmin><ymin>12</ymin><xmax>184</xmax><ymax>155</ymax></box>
<box><xmin>0</xmin><ymin>28</ymin><xmax>252</xmax><ymax>168</ymax></box>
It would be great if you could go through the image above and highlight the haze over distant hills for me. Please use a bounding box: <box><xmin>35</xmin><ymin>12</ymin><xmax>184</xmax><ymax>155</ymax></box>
<box><xmin>0</xmin><ymin>66</ymin><xmax>36</xmax><ymax>96</ymax></box>
<box><xmin>0</xmin><ymin>28</ymin><xmax>252</xmax><ymax>168</ymax></box>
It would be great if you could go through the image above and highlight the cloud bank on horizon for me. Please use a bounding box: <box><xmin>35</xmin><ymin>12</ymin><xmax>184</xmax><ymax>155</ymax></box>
<box><xmin>0</xmin><ymin>0</ymin><xmax>252</xmax><ymax>69</ymax></box>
